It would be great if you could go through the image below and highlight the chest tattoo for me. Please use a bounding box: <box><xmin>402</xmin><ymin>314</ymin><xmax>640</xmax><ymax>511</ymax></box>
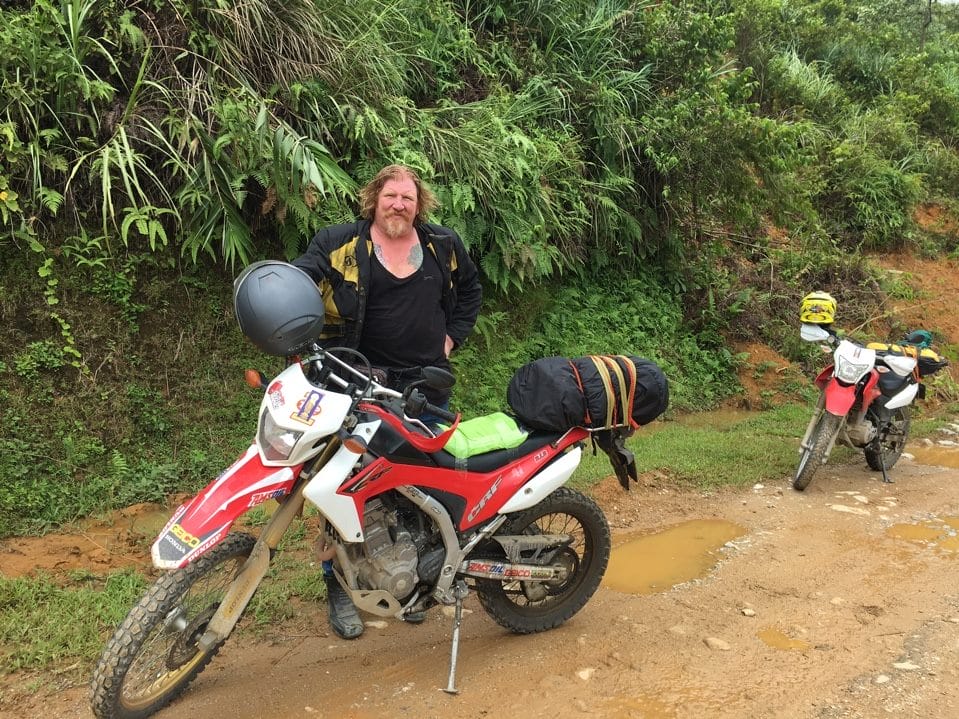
<box><xmin>407</xmin><ymin>242</ymin><xmax>424</xmax><ymax>270</ymax></box>
<box><xmin>373</xmin><ymin>241</ymin><xmax>424</xmax><ymax>273</ymax></box>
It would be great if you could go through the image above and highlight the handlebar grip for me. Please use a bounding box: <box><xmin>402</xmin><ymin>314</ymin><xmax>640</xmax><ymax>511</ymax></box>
<box><xmin>425</xmin><ymin>402</ymin><xmax>458</xmax><ymax>424</ymax></box>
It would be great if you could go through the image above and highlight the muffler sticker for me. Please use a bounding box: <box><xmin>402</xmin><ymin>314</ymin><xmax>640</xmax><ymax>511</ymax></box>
<box><xmin>465</xmin><ymin>561</ymin><xmax>555</xmax><ymax>580</ymax></box>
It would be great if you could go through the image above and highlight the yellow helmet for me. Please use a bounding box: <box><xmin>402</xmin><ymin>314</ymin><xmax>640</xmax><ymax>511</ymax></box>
<box><xmin>800</xmin><ymin>291</ymin><xmax>837</xmax><ymax>324</ymax></box>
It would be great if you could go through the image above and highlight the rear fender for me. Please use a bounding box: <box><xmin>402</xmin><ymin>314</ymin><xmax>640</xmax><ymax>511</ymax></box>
<box><xmin>151</xmin><ymin>444</ymin><xmax>302</xmax><ymax>569</ymax></box>
<box><xmin>497</xmin><ymin>446</ymin><xmax>583</xmax><ymax>514</ymax></box>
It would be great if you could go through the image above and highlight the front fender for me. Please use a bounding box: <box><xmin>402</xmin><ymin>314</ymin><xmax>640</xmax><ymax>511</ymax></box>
<box><xmin>152</xmin><ymin>444</ymin><xmax>302</xmax><ymax>569</ymax></box>
<box><xmin>822</xmin><ymin>379</ymin><xmax>858</xmax><ymax>416</ymax></box>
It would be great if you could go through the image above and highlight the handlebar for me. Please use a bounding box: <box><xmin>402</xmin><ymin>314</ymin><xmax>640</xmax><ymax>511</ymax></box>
<box><xmin>302</xmin><ymin>345</ymin><xmax>458</xmax><ymax>424</ymax></box>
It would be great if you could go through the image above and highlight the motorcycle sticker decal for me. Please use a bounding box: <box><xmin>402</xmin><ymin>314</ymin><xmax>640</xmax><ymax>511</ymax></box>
<box><xmin>466</xmin><ymin>475</ymin><xmax>503</xmax><ymax>522</ymax></box>
<box><xmin>170</xmin><ymin>523</ymin><xmax>201</xmax><ymax>548</ymax></box>
<box><xmin>159</xmin><ymin>534</ymin><xmax>187</xmax><ymax>555</ymax></box>
<box><xmin>267</xmin><ymin>381</ymin><xmax>285</xmax><ymax>409</ymax></box>
<box><xmin>291</xmin><ymin>390</ymin><xmax>324</xmax><ymax>425</ymax></box>
<box><xmin>343</xmin><ymin>463</ymin><xmax>393</xmax><ymax>494</ymax></box>
<box><xmin>248</xmin><ymin>487</ymin><xmax>288</xmax><ymax>507</ymax></box>
<box><xmin>464</xmin><ymin>560</ymin><xmax>556</xmax><ymax>580</ymax></box>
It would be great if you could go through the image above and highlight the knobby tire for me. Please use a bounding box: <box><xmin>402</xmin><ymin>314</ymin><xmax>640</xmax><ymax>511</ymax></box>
<box><xmin>90</xmin><ymin>533</ymin><xmax>257</xmax><ymax>719</ymax></box>
<box><xmin>864</xmin><ymin>407</ymin><xmax>911</xmax><ymax>472</ymax></box>
<box><xmin>793</xmin><ymin>413</ymin><xmax>843</xmax><ymax>491</ymax></box>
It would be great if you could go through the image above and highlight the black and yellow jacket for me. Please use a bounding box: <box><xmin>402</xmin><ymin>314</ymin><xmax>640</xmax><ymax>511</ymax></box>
<box><xmin>293</xmin><ymin>219</ymin><xmax>483</xmax><ymax>350</ymax></box>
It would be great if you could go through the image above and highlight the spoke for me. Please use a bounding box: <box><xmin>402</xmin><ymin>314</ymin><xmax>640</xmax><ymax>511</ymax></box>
<box><xmin>501</xmin><ymin>510</ymin><xmax>589</xmax><ymax>610</ymax></box>
<box><xmin>122</xmin><ymin>557</ymin><xmax>243</xmax><ymax>702</ymax></box>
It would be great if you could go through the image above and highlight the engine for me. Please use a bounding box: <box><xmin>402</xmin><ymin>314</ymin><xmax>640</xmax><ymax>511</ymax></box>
<box><xmin>845</xmin><ymin>417</ymin><xmax>877</xmax><ymax>446</ymax></box>
<box><xmin>348</xmin><ymin>498</ymin><xmax>420</xmax><ymax>599</ymax></box>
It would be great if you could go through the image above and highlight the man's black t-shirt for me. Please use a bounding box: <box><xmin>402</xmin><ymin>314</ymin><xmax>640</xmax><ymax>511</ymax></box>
<box><xmin>358</xmin><ymin>244</ymin><xmax>451</xmax><ymax>401</ymax></box>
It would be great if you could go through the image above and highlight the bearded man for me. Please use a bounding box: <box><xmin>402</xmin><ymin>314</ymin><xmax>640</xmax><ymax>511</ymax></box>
<box><xmin>292</xmin><ymin>163</ymin><xmax>483</xmax><ymax>639</ymax></box>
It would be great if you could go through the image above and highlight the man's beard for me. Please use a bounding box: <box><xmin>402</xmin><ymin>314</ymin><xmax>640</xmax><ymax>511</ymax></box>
<box><xmin>382</xmin><ymin>213</ymin><xmax>412</xmax><ymax>238</ymax></box>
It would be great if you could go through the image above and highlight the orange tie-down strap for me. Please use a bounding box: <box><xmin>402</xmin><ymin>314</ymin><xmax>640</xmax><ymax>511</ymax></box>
<box><xmin>587</xmin><ymin>355</ymin><xmax>638</xmax><ymax>429</ymax></box>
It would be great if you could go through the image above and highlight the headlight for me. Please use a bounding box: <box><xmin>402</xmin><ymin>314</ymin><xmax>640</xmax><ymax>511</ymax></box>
<box><xmin>258</xmin><ymin>408</ymin><xmax>303</xmax><ymax>461</ymax></box>
<box><xmin>835</xmin><ymin>355</ymin><xmax>872</xmax><ymax>383</ymax></box>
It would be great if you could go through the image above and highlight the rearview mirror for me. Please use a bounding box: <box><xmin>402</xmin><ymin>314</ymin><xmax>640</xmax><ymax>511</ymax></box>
<box><xmin>421</xmin><ymin>366</ymin><xmax>456</xmax><ymax>391</ymax></box>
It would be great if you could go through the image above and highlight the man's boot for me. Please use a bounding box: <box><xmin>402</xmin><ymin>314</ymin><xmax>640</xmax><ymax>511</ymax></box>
<box><xmin>324</xmin><ymin>574</ymin><xmax>364</xmax><ymax>639</ymax></box>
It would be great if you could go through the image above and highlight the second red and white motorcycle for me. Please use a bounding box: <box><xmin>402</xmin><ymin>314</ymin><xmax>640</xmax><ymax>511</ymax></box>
<box><xmin>793</xmin><ymin>320</ymin><xmax>947</xmax><ymax>491</ymax></box>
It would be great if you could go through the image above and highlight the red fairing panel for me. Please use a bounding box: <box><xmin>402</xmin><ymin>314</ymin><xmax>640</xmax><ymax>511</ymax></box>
<box><xmin>822</xmin><ymin>379</ymin><xmax>858</xmax><ymax>415</ymax></box>
<box><xmin>339</xmin><ymin>427</ymin><xmax>589</xmax><ymax>532</ymax></box>
<box><xmin>151</xmin><ymin>444</ymin><xmax>302</xmax><ymax>568</ymax></box>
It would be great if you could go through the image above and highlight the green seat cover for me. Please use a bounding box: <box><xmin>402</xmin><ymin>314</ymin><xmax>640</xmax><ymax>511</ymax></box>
<box><xmin>441</xmin><ymin>412</ymin><xmax>529</xmax><ymax>459</ymax></box>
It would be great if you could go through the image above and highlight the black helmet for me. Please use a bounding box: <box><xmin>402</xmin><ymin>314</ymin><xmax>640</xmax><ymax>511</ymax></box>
<box><xmin>233</xmin><ymin>261</ymin><xmax>325</xmax><ymax>356</ymax></box>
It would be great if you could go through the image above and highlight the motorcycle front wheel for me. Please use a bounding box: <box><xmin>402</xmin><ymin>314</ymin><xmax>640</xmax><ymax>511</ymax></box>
<box><xmin>90</xmin><ymin>532</ymin><xmax>256</xmax><ymax>719</ymax></box>
<box><xmin>475</xmin><ymin>486</ymin><xmax>610</xmax><ymax>634</ymax></box>
<box><xmin>864</xmin><ymin>407</ymin><xmax>911</xmax><ymax>472</ymax></box>
<box><xmin>793</xmin><ymin>412</ymin><xmax>843</xmax><ymax>492</ymax></box>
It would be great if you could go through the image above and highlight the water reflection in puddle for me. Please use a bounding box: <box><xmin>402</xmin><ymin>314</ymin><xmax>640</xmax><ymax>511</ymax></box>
<box><xmin>757</xmin><ymin>627</ymin><xmax>811</xmax><ymax>651</ymax></box>
<box><xmin>908</xmin><ymin>445</ymin><xmax>959</xmax><ymax>469</ymax></box>
<box><xmin>885</xmin><ymin>517</ymin><xmax>959</xmax><ymax>553</ymax></box>
<box><xmin>604</xmin><ymin>519</ymin><xmax>746</xmax><ymax>595</ymax></box>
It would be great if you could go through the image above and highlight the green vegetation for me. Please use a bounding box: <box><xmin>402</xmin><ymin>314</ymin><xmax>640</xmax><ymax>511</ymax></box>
<box><xmin>629</xmin><ymin>404</ymin><xmax>819</xmax><ymax>487</ymax></box>
<box><xmin>1</xmin><ymin>2</ymin><xmax>958</xmax><ymax>542</ymax></box>
<box><xmin>0</xmin><ymin>570</ymin><xmax>147</xmax><ymax>674</ymax></box>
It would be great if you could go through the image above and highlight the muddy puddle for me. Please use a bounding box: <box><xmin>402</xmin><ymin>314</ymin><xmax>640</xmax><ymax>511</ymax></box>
<box><xmin>757</xmin><ymin>627</ymin><xmax>812</xmax><ymax>651</ymax></box>
<box><xmin>603</xmin><ymin>519</ymin><xmax>746</xmax><ymax>594</ymax></box>
<box><xmin>908</xmin><ymin>444</ymin><xmax>959</xmax><ymax>469</ymax></box>
<box><xmin>885</xmin><ymin>516</ymin><xmax>959</xmax><ymax>552</ymax></box>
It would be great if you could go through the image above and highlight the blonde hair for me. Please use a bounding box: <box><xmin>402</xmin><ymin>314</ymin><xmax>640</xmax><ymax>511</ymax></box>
<box><xmin>358</xmin><ymin>164</ymin><xmax>439</xmax><ymax>224</ymax></box>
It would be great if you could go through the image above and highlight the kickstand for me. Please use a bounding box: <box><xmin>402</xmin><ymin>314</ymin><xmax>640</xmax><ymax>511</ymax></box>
<box><xmin>874</xmin><ymin>433</ymin><xmax>893</xmax><ymax>484</ymax></box>
<box><xmin>443</xmin><ymin>581</ymin><xmax>468</xmax><ymax>695</ymax></box>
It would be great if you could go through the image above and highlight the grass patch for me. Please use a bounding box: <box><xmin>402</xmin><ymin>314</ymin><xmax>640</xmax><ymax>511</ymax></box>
<box><xmin>623</xmin><ymin>404</ymin><xmax>812</xmax><ymax>489</ymax></box>
<box><xmin>569</xmin><ymin>404</ymin><xmax>816</xmax><ymax>490</ymax></box>
<box><xmin>0</xmin><ymin>570</ymin><xmax>148</xmax><ymax>676</ymax></box>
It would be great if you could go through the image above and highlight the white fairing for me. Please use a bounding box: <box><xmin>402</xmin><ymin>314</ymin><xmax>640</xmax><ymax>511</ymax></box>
<box><xmin>883</xmin><ymin>354</ymin><xmax>917</xmax><ymax>377</ymax></box>
<box><xmin>497</xmin><ymin>447</ymin><xmax>582</xmax><ymax>515</ymax></box>
<box><xmin>884</xmin><ymin>382</ymin><xmax>919</xmax><ymax>410</ymax></box>
<box><xmin>303</xmin><ymin>419</ymin><xmax>382</xmax><ymax>542</ymax></box>
<box><xmin>833</xmin><ymin>340</ymin><xmax>876</xmax><ymax>383</ymax></box>
<box><xmin>258</xmin><ymin>362</ymin><xmax>353</xmax><ymax>466</ymax></box>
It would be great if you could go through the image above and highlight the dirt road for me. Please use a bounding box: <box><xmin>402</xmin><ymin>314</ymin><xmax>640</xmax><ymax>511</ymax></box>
<box><xmin>9</xmin><ymin>446</ymin><xmax>959</xmax><ymax>719</ymax></box>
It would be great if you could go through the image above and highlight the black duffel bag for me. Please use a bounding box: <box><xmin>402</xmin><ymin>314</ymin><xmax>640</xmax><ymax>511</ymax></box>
<box><xmin>506</xmin><ymin>355</ymin><xmax>669</xmax><ymax>432</ymax></box>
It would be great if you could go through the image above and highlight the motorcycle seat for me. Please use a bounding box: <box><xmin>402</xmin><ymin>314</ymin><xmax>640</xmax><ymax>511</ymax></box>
<box><xmin>429</xmin><ymin>430</ymin><xmax>565</xmax><ymax>472</ymax></box>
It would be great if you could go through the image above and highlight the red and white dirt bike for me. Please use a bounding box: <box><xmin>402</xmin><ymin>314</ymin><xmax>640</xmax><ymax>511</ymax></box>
<box><xmin>793</xmin><ymin>323</ymin><xmax>942</xmax><ymax>491</ymax></box>
<box><xmin>90</xmin><ymin>262</ymin><xmax>645</xmax><ymax>719</ymax></box>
